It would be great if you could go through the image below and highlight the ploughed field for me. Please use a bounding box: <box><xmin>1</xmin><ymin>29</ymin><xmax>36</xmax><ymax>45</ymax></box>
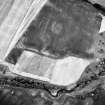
<box><xmin>6</xmin><ymin>0</ymin><xmax>102</xmax><ymax>60</ymax></box>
